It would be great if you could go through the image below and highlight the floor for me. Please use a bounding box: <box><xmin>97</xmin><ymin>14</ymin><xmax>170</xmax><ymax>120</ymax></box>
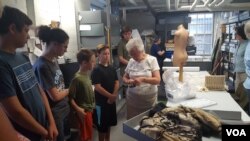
<box><xmin>93</xmin><ymin>101</ymin><xmax>136</xmax><ymax>141</ymax></box>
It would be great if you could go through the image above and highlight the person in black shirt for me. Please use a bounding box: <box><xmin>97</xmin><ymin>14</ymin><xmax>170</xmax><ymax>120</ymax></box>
<box><xmin>91</xmin><ymin>44</ymin><xmax>119</xmax><ymax>141</ymax></box>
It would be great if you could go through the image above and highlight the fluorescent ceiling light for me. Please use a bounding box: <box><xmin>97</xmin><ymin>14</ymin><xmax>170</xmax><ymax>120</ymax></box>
<box><xmin>80</xmin><ymin>25</ymin><xmax>91</xmax><ymax>31</ymax></box>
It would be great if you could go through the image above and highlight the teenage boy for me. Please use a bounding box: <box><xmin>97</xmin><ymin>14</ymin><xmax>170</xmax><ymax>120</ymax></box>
<box><xmin>0</xmin><ymin>6</ymin><xmax>57</xmax><ymax>141</ymax></box>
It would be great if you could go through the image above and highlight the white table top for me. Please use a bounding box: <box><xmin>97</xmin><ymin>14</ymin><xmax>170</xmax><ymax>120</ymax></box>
<box><xmin>166</xmin><ymin>71</ymin><xmax>250</xmax><ymax>123</ymax></box>
<box><xmin>167</xmin><ymin>91</ymin><xmax>250</xmax><ymax>123</ymax></box>
<box><xmin>124</xmin><ymin>71</ymin><xmax>249</xmax><ymax>141</ymax></box>
<box><xmin>164</xmin><ymin>56</ymin><xmax>211</xmax><ymax>62</ymax></box>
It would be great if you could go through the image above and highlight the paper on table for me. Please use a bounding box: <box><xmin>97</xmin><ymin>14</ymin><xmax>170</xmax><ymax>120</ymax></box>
<box><xmin>178</xmin><ymin>98</ymin><xmax>217</xmax><ymax>108</ymax></box>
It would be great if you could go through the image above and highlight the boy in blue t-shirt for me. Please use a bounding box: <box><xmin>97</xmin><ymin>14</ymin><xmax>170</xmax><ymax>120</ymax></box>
<box><xmin>0</xmin><ymin>6</ymin><xmax>57</xmax><ymax>141</ymax></box>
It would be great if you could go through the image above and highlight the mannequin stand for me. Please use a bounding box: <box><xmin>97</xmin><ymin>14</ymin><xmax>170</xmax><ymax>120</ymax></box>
<box><xmin>179</xmin><ymin>64</ymin><xmax>183</xmax><ymax>82</ymax></box>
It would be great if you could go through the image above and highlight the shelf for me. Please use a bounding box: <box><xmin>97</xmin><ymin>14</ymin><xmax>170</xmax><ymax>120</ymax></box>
<box><xmin>223</xmin><ymin>60</ymin><xmax>234</xmax><ymax>65</ymax></box>
<box><xmin>223</xmin><ymin>68</ymin><xmax>228</xmax><ymax>72</ymax></box>
<box><xmin>230</xmin><ymin>39</ymin><xmax>238</xmax><ymax>44</ymax></box>
<box><xmin>194</xmin><ymin>33</ymin><xmax>213</xmax><ymax>35</ymax></box>
<box><xmin>228</xmin><ymin>15</ymin><xmax>239</xmax><ymax>23</ymax></box>
<box><xmin>221</xmin><ymin>48</ymin><xmax>230</xmax><ymax>52</ymax></box>
<box><xmin>224</xmin><ymin>39</ymin><xmax>230</xmax><ymax>43</ymax></box>
<box><xmin>239</xmin><ymin>11</ymin><xmax>250</xmax><ymax>21</ymax></box>
<box><xmin>196</xmin><ymin>43</ymin><xmax>213</xmax><ymax>45</ymax></box>
<box><xmin>228</xmin><ymin>70</ymin><xmax>234</xmax><ymax>75</ymax></box>
<box><xmin>189</xmin><ymin>23</ymin><xmax>213</xmax><ymax>25</ymax></box>
<box><xmin>223</xmin><ymin>59</ymin><xmax>230</xmax><ymax>63</ymax></box>
<box><xmin>226</xmin><ymin>79</ymin><xmax>235</xmax><ymax>91</ymax></box>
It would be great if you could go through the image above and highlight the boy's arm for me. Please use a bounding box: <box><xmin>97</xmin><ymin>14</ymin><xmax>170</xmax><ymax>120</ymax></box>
<box><xmin>1</xmin><ymin>96</ymin><xmax>48</xmax><ymax>138</ymax></box>
<box><xmin>108</xmin><ymin>80</ymin><xmax>119</xmax><ymax>104</ymax></box>
<box><xmin>112</xmin><ymin>80</ymin><xmax>119</xmax><ymax>96</ymax></box>
<box><xmin>94</xmin><ymin>84</ymin><xmax>116</xmax><ymax>100</ymax></box>
<box><xmin>70</xmin><ymin>99</ymin><xmax>85</xmax><ymax>125</ymax></box>
<box><xmin>38</xmin><ymin>85</ymin><xmax>58</xmax><ymax>140</ymax></box>
<box><xmin>46</xmin><ymin>87</ymin><xmax>69</xmax><ymax>102</ymax></box>
<box><xmin>70</xmin><ymin>99</ymin><xmax>86</xmax><ymax>116</ymax></box>
<box><xmin>0</xmin><ymin>107</ymin><xmax>19</xmax><ymax>141</ymax></box>
<box><xmin>118</xmin><ymin>55</ymin><xmax>129</xmax><ymax>65</ymax></box>
<box><xmin>118</xmin><ymin>43</ymin><xmax>129</xmax><ymax>65</ymax></box>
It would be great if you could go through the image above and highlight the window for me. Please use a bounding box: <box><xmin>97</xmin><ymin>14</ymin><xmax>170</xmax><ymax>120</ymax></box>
<box><xmin>188</xmin><ymin>13</ymin><xmax>213</xmax><ymax>55</ymax></box>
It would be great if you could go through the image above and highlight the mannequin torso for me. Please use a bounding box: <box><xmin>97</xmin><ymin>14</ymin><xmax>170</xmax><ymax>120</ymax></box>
<box><xmin>173</xmin><ymin>24</ymin><xmax>189</xmax><ymax>66</ymax></box>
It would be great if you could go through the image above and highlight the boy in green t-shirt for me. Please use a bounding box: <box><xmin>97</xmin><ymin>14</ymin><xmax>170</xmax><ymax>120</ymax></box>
<box><xmin>69</xmin><ymin>49</ymin><xmax>96</xmax><ymax>141</ymax></box>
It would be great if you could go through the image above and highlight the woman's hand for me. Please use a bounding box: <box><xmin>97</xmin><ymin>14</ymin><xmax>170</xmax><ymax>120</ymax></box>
<box><xmin>133</xmin><ymin>77</ymin><xmax>145</xmax><ymax>86</ymax></box>
<box><xmin>124</xmin><ymin>78</ymin><xmax>135</xmax><ymax>85</ymax></box>
<box><xmin>128</xmin><ymin>79</ymin><xmax>135</xmax><ymax>84</ymax></box>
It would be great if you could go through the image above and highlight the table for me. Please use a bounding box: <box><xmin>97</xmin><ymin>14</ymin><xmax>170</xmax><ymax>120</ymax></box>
<box><xmin>123</xmin><ymin>71</ymin><xmax>250</xmax><ymax>141</ymax></box>
<box><xmin>167</xmin><ymin>92</ymin><xmax>250</xmax><ymax>123</ymax></box>
<box><xmin>163</xmin><ymin>57</ymin><xmax>212</xmax><ymax>71</ymax></box>
<box><xmin>166</xmin><ymin>71</ymin><xmax>250</xmax><ymax>123</ymax></box>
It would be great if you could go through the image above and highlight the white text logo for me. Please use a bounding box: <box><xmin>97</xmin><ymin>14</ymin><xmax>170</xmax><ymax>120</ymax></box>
<box><xmin>226</xmin><ymin>129</ymin><xmax>246</xmax><ymax>136</ymax></box>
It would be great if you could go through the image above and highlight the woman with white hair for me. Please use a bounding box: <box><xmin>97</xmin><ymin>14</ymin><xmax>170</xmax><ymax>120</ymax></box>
<box><xmin>123</xmin><ymin>38</ymin><xmax>161</xmax><ymax>119</ymax></box>
<box><xmin>244</xmin><ymin>20</ymin><xmax>250</xmax><ymax>115</ymax></box>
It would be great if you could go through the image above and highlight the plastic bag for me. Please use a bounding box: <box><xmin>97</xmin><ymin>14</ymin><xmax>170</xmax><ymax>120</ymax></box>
<box><xmin>162</xmin><ymin>69</ymin><xmax>195</xmax><ymax>102</ymax></box>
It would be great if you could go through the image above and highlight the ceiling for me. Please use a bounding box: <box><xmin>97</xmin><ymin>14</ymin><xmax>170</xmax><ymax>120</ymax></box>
<box><xmin>118</xmin><ymin>0</ymin><xmax>250</xmax><ymax>13</ymax></box>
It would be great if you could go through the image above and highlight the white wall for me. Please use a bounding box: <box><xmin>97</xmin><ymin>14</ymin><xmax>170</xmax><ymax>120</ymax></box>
<box><xmin>1</xmin><ymin>0</ymin><xmax>27</xmax><ymax>13</ymax></box>
<box><xmin>1</xmin><ymin>0</ymin><xmax>92</xmax><ymax>61</ymax></box>
<box><xmin>26</xmin><ymin>0</ymin><xmax>35</xmax><ymax>25</ymax></box>
<box><xmin>59</xmin><ymin>0</ymin><xmax>78</xmax><ymax>61</ymax></box>
<box><xmin>34</xmin><ymin>0</ymin><xmax>78</xmax><ymax>61</ymax></box>
<box><xmin>0</xmin><ymin>0</ymin><xmax>2</xmax><ymax>10</ymax></box>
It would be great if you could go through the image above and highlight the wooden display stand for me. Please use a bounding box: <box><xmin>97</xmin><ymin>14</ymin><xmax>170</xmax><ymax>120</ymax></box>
<box><xmin>179</xmin><ymin>65</ymin><xmax>183</xmax><ymax>82</ymax></box>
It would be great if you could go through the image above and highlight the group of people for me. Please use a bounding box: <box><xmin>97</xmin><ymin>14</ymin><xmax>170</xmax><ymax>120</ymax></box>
<box><xmin>0</xmin><ymin>5</ymin><xmax>162</xmax><ymax>141</ymax></box>
<box><xmin>0</xmin><ymin>6</ymin><xmax>119</xmax><ymax>141</ymax></box>
<box><xmin>3</xmin><ymin>4</ymin><xmax>250</xmax><ymax>141</ymax></box>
